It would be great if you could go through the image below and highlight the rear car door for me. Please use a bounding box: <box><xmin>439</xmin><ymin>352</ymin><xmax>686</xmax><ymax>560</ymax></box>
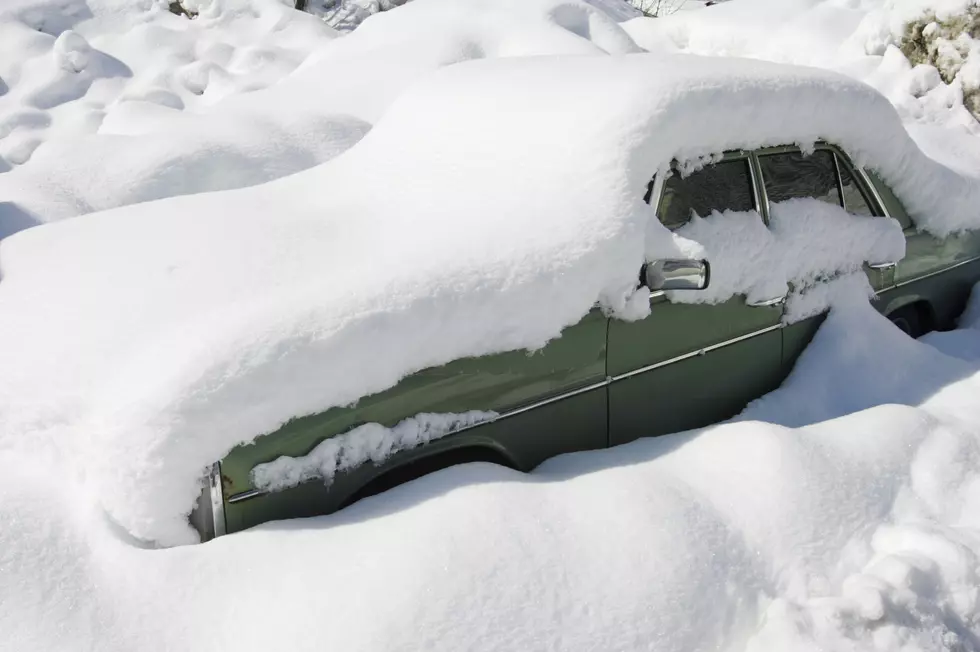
<box><xmin>607</xmin><ymin>153</ymin><xmax>785</xmax><ymax>445</ymax></box>
<box><xmin>758</xmin><ymin>145</ymin><xmax>897</xmax><ymax>368</ymax></box>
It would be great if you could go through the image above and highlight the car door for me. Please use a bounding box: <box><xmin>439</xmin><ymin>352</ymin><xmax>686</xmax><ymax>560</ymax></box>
<box><xmin>757</xmin><ymin>145</ymin><xmax>897</xmax><ymax>369</ymax></box>
<box><xmin>607</xmin><ymin>153</ymin><xmax>785</xmax><ymax>446</ymax></box>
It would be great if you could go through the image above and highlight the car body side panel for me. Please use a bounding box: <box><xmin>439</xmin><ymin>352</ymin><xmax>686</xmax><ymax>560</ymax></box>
<box><xmin>864</xmin><ymin>170</ymin><xmax>980</xmax><ymax>329</ymax></box>
<box><xmin>219</xmin><ymin>308</ymin><xmax>609</xmax><ymax>535</ymax></box>
<box><xmin>607</xmin><ymin>295</ymin><xmax>783</xmax><ymax>445</ymax></box>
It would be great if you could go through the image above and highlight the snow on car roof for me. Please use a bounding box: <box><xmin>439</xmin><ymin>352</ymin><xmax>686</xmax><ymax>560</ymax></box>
<box><xmin>1</xmin><ymin>52</ymin><xmax>978</xmax><ymax>545</ymax></box>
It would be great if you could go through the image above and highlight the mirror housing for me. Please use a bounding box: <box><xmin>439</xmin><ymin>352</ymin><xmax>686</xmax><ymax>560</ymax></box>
<box><xmin>645</xmin><ymin>259</ymin><xmax>710</xmax><ymax>291</ymax></box>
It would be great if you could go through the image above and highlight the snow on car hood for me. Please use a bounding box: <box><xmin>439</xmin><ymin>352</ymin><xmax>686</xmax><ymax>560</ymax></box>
<box><xmin>1</xmin><ymin>52</ymin><xmax>979</xmax><ymax>546</ymax></box>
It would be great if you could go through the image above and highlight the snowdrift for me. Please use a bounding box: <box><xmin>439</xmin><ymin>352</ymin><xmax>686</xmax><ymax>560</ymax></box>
<box><xmin>3</xmin><ymin>287</ymin><xmax>980</xmax><ymax>651</ymax></box>
<box><xmin>2</xmin><ymin>52</ymin><xmax>980</xmax><ymax>546</ymax></box>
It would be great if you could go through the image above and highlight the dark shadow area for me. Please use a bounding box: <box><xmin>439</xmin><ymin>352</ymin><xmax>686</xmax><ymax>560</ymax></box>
<box><xmin>0</xmin><ymin>201</ymin><xmax>42</xmax><ymax>241</ymax></box>
<box><xmin>21</xmin><ymin>1</ymin><xmax>94</xmax><ymax>36</ymax></box>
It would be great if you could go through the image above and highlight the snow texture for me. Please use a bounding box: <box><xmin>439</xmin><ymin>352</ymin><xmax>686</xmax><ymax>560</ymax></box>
<box><xmin>3</xmin><ymin>51</ymin><xmax>975</xmax><ymax>546</ymax></box>
<box><xmin>251</xmin><ymin>410</ymin><xmax>498</xmax><ymax>492</ymax></box>
<box><xmin>662</xmin><ymin>198</ymin><xmax>905</xmax><ymax>314</ymax></box>
<box><xmin>2</xmin><ymin>0</ymin><xmax>980</xmax><ymax>649</ymax></box>
<box><xmin>4</xmin><ymin>284</ymin><xmax>980</xmax><ymax>651</ymax></box>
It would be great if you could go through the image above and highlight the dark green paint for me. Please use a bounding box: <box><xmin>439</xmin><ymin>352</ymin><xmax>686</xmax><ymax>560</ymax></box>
<box><xmin>208</xmin><ymin>145</ymin><xmax>980</xmax><ymax>540</ymax></box>
<box><xmin>608</xmin><ymin>296</ymin><xmax>783</xmax><ymax>444</ymax></box>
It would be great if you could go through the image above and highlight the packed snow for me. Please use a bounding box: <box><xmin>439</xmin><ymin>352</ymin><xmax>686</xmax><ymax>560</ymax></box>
<box><xmin>2</xmin><ymin>0</ymin><xmax>980</xmax><ymax>650</ymax></box>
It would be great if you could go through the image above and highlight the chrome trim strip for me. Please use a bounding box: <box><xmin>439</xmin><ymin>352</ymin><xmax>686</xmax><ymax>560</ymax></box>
<box><xmin>746</xmin><ymin>153</ymin><xmax>764</xmax><ymax>218</ymax></box>
<box><xmin>487</xmin><ymin>379</ymin><xmax>611</xmax><ymax>422</ymax></box>
<box><xmin>867</xmin><ymin>261</ymin><xmax>898</xmax><ymax>270</ymax></box>
<box><xmin>227</xmin><ymin>488</ymin><xmax>265</xmax><ymax>504</ymax></box>
<box><xmin>854</xmin><ymin>166</ymin><xmax>891</xmax><ymax>219</ymax></box>
<box><xmin>892</xmin><ymin>254</ymin><xmax>980</xmax><ymax>290</ymax></box>
<box><xmin>209</xmin><ymin>462</ymin><xmax>226</xmax><ymax>538</ymax></box>
<box><xmin>749</xmin><ymin>152</ymin><xmax>771</xmax><ymax>224</ymax></box>
<box><xmin>609</xmin><ymin>323</ymin><xmax>783</xmax><ymax>383</ymax></box>
<box><xmin>831</xmin><ymin>152</ymin><xmax>846</xmax><ymax>210</ymax></box>
<box><xmin>746</xmin><ymin>295</ymin><xmax>787</xmax><ymax>308</ymax></box>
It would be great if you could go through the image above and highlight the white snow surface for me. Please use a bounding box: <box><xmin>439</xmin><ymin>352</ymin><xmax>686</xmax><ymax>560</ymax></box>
<box><xmin>3</xmin><ymin>53</ymin><xmax>976</xmax><ymax>546</ymax></box>
<box><xmin>4</xmin><ymin>284</ymin><xmax>980</xmax><ymax>651</ymax></box>
<box><xmin>0</xmin><ymin>0</ymin><xmax>647</xmax><ymax>237</ymax></box>
<box><xmin>623</xmin><ymin>0</ymin><xmax>980</xmax><ymax>172</ymax></box>
<box><xmin>2</xmin><ymin>0</ymin><xmax>980</xmax><ymax>649</ymax></box>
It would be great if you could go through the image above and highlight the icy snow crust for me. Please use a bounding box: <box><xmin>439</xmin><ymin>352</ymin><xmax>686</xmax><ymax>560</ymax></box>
<box><xmin>2</xmin><ymin>52</ymin><xmax>980</xmax><ymax>546</ymax></box>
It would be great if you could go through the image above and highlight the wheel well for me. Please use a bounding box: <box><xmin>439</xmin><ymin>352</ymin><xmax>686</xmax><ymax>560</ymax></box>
<box><xmin>340</xmin><ymin>446</ymin><xmax>519</xmax><ymax>509</ymax></box>
<box><xmin>888</xmin><ymin>300</ymin><xmax>935</xmax><ymax>337</ymax></box>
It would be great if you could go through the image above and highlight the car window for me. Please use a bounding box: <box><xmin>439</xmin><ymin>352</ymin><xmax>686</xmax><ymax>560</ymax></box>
<box><xmin>837</xmin><ymin>161</ymin><xmax>875</xmax><ymax>216</ymax></box>
<box><xmin>655</xmin><ymin>158</ymin><xmax>755</xmax><ymax>230</ymax></box>
<box><xmin>759</xmin><ymin>150</ymin><xmax>841</xmax><ymax>208</ymax></box>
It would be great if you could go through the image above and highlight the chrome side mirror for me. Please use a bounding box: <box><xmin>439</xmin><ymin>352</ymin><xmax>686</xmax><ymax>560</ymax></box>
<box><xmin>645</xmin><ymin>259</ymin><xmax>710</xmax><ymax>291</ymax></box>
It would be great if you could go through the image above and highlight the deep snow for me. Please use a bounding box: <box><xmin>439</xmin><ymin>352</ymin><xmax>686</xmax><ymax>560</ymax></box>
<box><xmin>3</xmin><ymin>283</ymin><xmax>980</xmax><ymax>652</ymax></box>
<box><xmin>2</xmin><ymin>0</ymin><xmax>980</xmax><ymax>650</ymax></box>
<box><xmin>2</xmin><ymin>52</ymin><xmax>969</xmax><ymax>547</ymax></box>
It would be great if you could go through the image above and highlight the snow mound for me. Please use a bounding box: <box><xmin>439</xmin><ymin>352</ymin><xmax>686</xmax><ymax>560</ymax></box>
<box><xmin>622</xmin><ymin>0</ymin><xmax>980</xmax><ymax>176</ymax></box>
<box><xmin>3</xmin><ymin>287</ymin><xmax>980</xmax><ymax>651</ymax></box>
<box><xmin>2</xmin><ymin>53</ymin><xmax>979</xmax><ymax>546</ymax></box>
<box><xmin>0</xmin><ymin>0</ymin><xmax>646</xmax><ymax>236</ymax></box>
<box><xmin>0</xmin><ymin>0</ymin><xmax>343</xmax><ymax>235</ymax></box>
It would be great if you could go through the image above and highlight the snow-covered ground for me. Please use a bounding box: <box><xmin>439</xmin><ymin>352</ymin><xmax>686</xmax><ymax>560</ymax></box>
<box><xmin>2</xmin><ymin>0</ymin><xmax>980</xmax><ymax>650</ymax></box>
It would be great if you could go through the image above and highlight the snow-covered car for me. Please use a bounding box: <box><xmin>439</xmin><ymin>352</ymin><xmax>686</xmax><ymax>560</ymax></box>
<box><xmin>197</xmin><ymin>140</ymin><xmax>980</xmax><ymax>540</ymax></box>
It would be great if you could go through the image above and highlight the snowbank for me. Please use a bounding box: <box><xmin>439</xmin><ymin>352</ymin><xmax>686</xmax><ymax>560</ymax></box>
<box><xmin>0</xmin><ymin>0</ymin><xmax>646</xmax><ymax>236</ymax></box>
<box><xmin>2</xmin><ymin>52</ymin><xmax>979</xmax><ymax>546</ymax></box>
<box><xmin>3</xmin><ymin>287</ymin><xmax>980</xmax><ymax>651</ymax></box>
<box><xmin>622</xmin><ymin>0</ymin><xmax>980</xmax><ymax>174</ymax></box>
<box><xmin>0</xmin><ymin>0</ymin><xmax>345</xmax><ymax>236</ymax></box>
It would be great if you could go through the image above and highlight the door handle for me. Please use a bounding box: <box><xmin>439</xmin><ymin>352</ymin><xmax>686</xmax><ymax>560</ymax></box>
<box><xmin>867</xmin><ymin>261</ymin><xmax>898</xmax><ymax>270</ymax></box>
<box><xmin>746</xmin><ymin>295</ymin><xmax>786</xmax><ymax>308</ymax></box>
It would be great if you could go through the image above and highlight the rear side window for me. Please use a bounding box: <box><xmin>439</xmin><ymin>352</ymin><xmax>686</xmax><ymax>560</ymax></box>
<box><xmin>759</xmin><ymin>150</ymin><xmax>841</xmax><ymax>207</ymax></box>
<box><xmin>654</xmin><ymin>159</ymin><xmax>755</xmax><ymax>230</ymax></box>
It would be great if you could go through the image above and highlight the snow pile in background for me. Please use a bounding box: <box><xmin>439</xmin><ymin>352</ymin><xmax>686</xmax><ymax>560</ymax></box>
<box><xmin>2</xmin><ymin>53</ymin><xmax>975</xmax><ymax>546</ymax></box>
<box><xmin>3</xmin><ymin>284</ymin><xmax>980</xmax><ymax>651</ymax></box>
<box><xmin>306</xmin><ymin>0</ymin><xmax>640</xmax><ymax>32</ymax></box>
<box><xmin>623</xmin><ymin>0</ymin><xmax>980</xmax><ymax>174</ymax></box>
<box><xmin>0</xmin><ymin>0</ymin><xmax>646</xmax><ymax>237</ymax></box>
<box><xmin>251</xmin><ymin>410</ymin><xmax>497</xmax><ymax>492</ymax></box>
<box><xmin>0</xmin><ymin>0</ymin><xmax>980</xmax><ymax>648</ymax></box>
<box><xmin>664</xmin><ymin>198</ymin><xmax>905</xmax><ymax>311</ymax></box>
<box><xmin>0</xmin><ymin>0</ymin><xmax>350</xmax><ymax>237</ymax></box>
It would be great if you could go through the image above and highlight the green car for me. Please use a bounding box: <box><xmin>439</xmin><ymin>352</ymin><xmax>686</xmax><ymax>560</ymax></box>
<box><xmin>193</xmin><ymin>142</ymin><xmax>980</xmax><ymax>540</ymax></box>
